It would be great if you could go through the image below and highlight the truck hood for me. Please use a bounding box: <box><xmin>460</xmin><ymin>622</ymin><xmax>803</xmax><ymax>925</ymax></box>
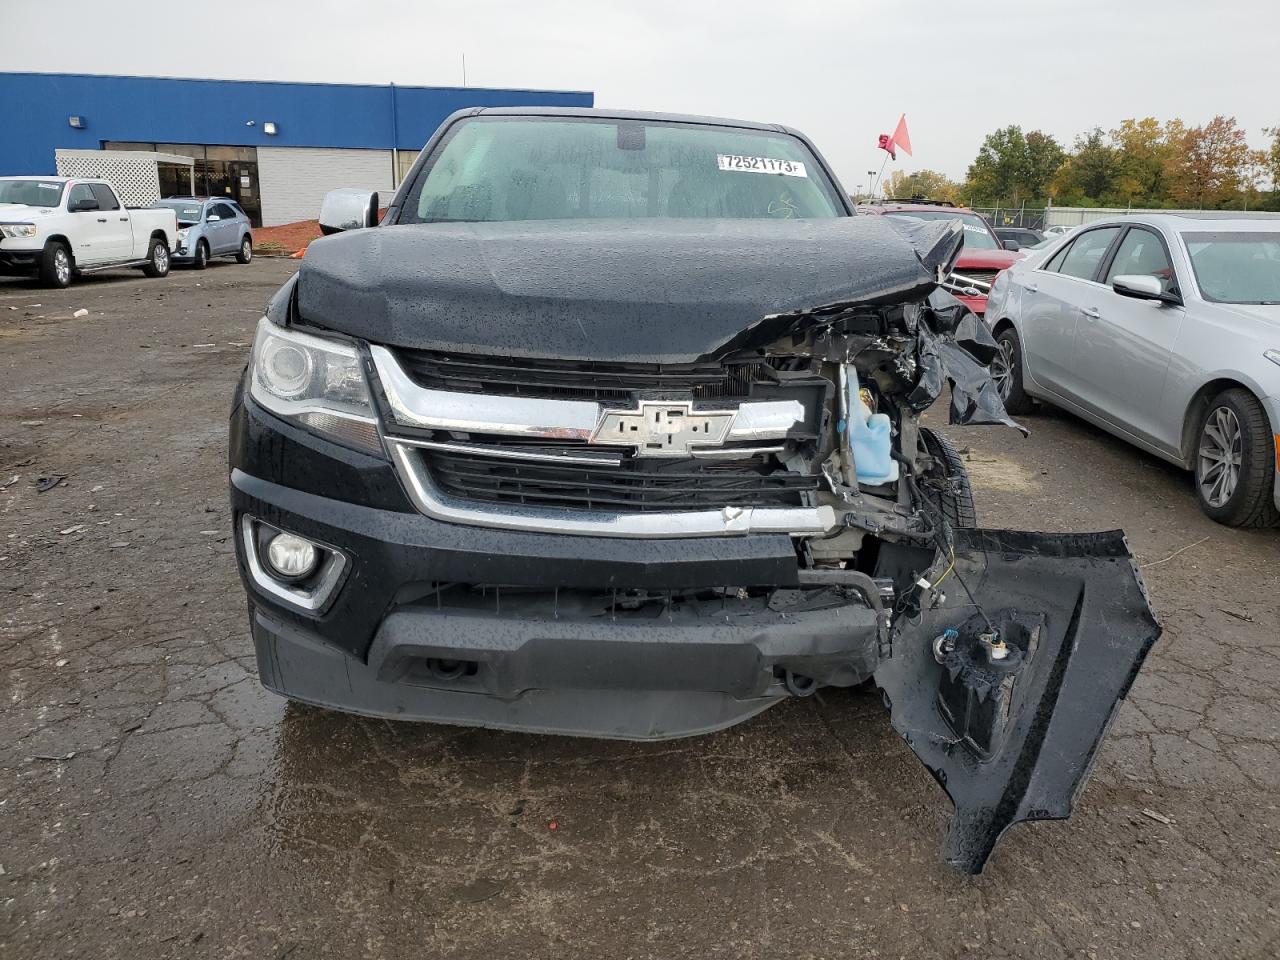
<box><xmin>0</xmin><ymin>202</ymin><xmax>57</xmax><ymax>220</ymax></box>
<box><xmin>954</xmin><ymin>248</ymin><xmax>1022</xmax><ymax>271</ymax></box>
<box><xmin>295</xmin><ymin>217</ymin><xmax>961</xmax><ymax>363</ymax></box>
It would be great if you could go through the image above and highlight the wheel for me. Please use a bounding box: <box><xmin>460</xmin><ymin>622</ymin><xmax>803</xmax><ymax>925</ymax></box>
<box><xmin>39</xmin><ymin>241</ymin><xmax>73</xmax><ymax>288</ymax></box>
<box><xmin>192</xmin><ymin>239</ymin><xmax>209</xmax><ymax>270</ymax></box>
<box><xmin>919</xmin><ymin>427</ymin><xmax>977</xmax><ymax>528</ymax></box>
<box><xmin>1193</xmin><ymin>389</ymin><xmax>1280</xmax><ymax>528</ymax></box>
<box><xmin>992</xmin><ymin>327</ymin><xmax>1033</xmax><ymax>415</ymax></box>
<box><xmin>142</xmin><ymin>238</ymin><xmax>171</xmax><ymax>278</ymax></box>
<box><xmin>235</xmin><ymin>235</ymin><xmax>253</xmax><ymax>264</ymax></box>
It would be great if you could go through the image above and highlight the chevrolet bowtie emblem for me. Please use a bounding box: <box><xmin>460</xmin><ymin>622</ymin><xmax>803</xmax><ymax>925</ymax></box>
<box><xmin>590</xmin><ymin>401</ymin><xmax>736</xmax><ymax>457</ymax></box>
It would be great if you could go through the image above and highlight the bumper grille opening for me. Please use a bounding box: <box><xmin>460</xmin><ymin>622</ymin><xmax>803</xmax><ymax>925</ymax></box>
<box><xmin>396</xmin><ymin>349</ymin><xmax>762</xmax><ymax>403</ymax></box>
<box><xmin>420</xmin><ymin>445</ymin><xmax>819</xmax><ymax>513</ymax></box>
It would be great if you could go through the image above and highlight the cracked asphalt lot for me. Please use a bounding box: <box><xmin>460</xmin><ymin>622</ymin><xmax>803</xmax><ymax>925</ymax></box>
<box><xmin>3</xmin><ymin>260</ymin><xmax>1279</xmax><ymax>959</ymax></box>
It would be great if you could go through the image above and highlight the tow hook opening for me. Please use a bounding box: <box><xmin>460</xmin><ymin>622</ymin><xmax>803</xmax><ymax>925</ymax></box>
<box><xmin>782</xmin><ymin>669</ymin><xmax>818</xmax><ymax>697</ymax></box>
<box><xmin>424</xmin><ymin>658</ymin><xmax>479</xmax><ymax>681</ymax></box>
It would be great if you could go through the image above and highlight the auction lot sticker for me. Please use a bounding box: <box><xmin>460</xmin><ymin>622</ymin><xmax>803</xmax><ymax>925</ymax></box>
<box><xmin>716</xmin><ymin>154</ymin><xmax>808</xmax><ymax>177</ymax></box>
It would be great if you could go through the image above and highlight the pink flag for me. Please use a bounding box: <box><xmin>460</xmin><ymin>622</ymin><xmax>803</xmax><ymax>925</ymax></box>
<box><xmin>876</xmin><ymin>133</ymin><xmax>895</xmax><ymax>160</ymax></box>
<box><xmin>890</xmin><ymin>114</ymin><xmax>912</xmax><ymax>157</ymax></box>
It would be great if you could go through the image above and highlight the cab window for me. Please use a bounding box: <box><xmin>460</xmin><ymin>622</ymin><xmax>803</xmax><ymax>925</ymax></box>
<box><xmin>1052</xmin><ymin>227</ymin><xmax>1121</xmax><ymax>281</ymax></box>
<box><xmin>67</xmin><ymin>183</ymin><xmax>98</xmax><ymax>211</ymax></box>
<box><xmin>89</xmin><ymin>183</ymin><xmax>120</xmax><ymax>211</ymax></box>
<box><xmin>1105</xmin><ymin>228</ymin><xmax>1176</xmax><ymax>294</ymax></box>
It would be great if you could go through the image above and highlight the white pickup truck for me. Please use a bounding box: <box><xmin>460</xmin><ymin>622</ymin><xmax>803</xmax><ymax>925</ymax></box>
<box><xmin>0</xmin><ymin>176</ymin><xmax>177</xmax><ymax>287</ymax></box>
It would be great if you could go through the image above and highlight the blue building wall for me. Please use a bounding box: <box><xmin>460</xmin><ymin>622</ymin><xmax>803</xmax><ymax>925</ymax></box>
<box><xmin>0</xmin><ymin>72</ymin><xmax>594</xmax><ymax>175</ymax></box>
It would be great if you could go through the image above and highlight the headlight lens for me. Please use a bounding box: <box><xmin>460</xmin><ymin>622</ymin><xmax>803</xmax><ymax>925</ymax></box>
<box><xmin>0</xmin><ymin>223</ymin><xmax>37</xmax><ymax>239</ymax></box>
<box><xmin>248</xmin><ymin>317</ymin><xmax>382</xmax><ymax>453</ymax></box>
<box><xmin>176</xmin><ymin>227</ymin><xmax>189</xmax><ymax>241</ymax></box>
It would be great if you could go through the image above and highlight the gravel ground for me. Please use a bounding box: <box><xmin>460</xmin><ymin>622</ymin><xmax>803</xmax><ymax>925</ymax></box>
<box><xmin>2</xmin><ymin>259</ymin><xmax>1278</xmax><ymax>959</ymax></box>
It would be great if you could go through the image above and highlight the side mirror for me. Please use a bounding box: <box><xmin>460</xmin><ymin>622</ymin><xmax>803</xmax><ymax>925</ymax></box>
<box><xmin>319</xmin><ymin>188</ymin><xmax>379</xmax><ymax>235</ymax></box>
<box><xmin>1112</xmin><ymin>274</ymin><xmax>1180</xmax><ymax>305</ymax></box>
<box><xmin>1003</xmin><ymin>239</ymin><xmax>1022</xmax><ymax>251</ymax></box>
<box><xmin>206</xmin><ymin>215</ymin><xmax>222</xmax><ymax>222</ymax></box>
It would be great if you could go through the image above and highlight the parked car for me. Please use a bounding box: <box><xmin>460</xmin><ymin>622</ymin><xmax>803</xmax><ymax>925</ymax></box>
<box><xmin>857</xmin><ymin>199</ymin><xmax>1022</xmax><ymax>314</ymax></box>
<box><xmin>994</xmin><ymin>226</ymin><xmax>1044</xmax><ymax>250</ymax></box>
<box><xmin>986</xmin><ymin>214</ymin><xmax>1280</xmax><ymax>527</ymax></box>
<box><xmin>155</xmin><ymin>197</ymin><xmax>253</xmax><ymax>269</ymax></box>
<box><xmin>0</xmin><ymin>177</ymin><xmax>176</xmax><ymax>287</ymax></box>
<box><xmin>230</xmin><ymin>107</ymin><xmax>1159</xmax><ymax>873</ymax></box>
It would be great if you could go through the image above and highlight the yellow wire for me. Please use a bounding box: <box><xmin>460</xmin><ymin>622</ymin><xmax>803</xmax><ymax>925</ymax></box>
<box><xmin>932</xmin><ymin>545</ymin><xmax>957</xmax><ymax>589</ymax></box>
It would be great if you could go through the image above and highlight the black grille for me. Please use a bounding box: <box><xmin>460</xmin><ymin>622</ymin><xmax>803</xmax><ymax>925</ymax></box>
<box><xmin>952</xmin><ymin>269</ymin><xmax>998</xmax><ymax>287</ymax></box>
<box><xmin>423</xmin><ymin>446</ymin><xmax>818</xmax><ymax>513</ymax></box>
<box><xmin>396</xmin><ymin>350</ymin><xmax>758</xmax><ymax>403</ymax></box>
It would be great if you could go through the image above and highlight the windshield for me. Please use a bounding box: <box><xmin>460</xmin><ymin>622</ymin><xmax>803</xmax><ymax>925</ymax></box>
<box><xmin>884</xmin><ymin>210</ymin><xmax>999</xmax><ymax>250</ymax></box>
<box><xmin>0</xmin><ymin>179</ymin><xmax>65</xmax><ymax>207</ymax></box>
<box><xmin>403</xmin><ymin>118</ymin><xmax>844</xmax><ymax>223</ymax></box>
<box><xmin>156</xmin><ymin>200</ymin><xmax>204</xmax><ymax>224</ymax></box>
<box><xmin>1183</xmin><ymin>232</ymin><xmax>1280</xmax><ymax>304</ymax></box>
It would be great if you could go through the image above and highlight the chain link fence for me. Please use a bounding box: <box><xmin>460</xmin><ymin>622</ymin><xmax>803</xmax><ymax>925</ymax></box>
<box><xmin>970</xmin><ymin>206</ymin><xmax>1048</xmax><ymax>230</ymax></box>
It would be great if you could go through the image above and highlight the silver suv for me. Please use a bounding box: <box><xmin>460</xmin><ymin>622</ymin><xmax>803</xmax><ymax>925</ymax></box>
<box><xmin>987</xmin><ymin>214</ymin><xmax>1280</xmax><ymax>527</ymax></box>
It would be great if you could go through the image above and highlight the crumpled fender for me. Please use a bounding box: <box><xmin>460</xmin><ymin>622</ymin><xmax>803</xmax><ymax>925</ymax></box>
<box><xmin>874</xmin><ymin>528</ymin><xmax>1161</xmax><ymax>873</ymax></box>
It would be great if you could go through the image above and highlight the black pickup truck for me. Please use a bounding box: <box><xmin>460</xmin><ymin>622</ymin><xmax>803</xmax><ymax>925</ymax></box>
<box><xmin>229</xmin><ymin>107</ymin><xmax>1159</xmax><ymax>872</ymax></box>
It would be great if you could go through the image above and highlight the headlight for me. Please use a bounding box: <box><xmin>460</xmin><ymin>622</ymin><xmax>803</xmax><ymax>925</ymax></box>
<box><xmin>176</xmin><ymin>228</ymin><xmax>189</xmax><ymax>241</ymax></box>
<box><xmin>248</xmin><ymin>317</ymin><xmax>382</xmax><ymax>454</ymax></box>
<box><xmin>0</xmin><ymin>223</ymin><xmax>36</xmax><ymax>239</ymax></box>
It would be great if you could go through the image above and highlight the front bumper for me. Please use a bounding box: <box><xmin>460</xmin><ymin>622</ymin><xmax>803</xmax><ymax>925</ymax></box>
<box><xmin>0</xmin><ymin>249</ymin><xmax>40</xmax><ymax>275</ymax></box>
<box><xmin>231</xmin><ymin>397</ymin><xmax>882</xmax><ymax>739</ymax></box>
<box><xmin>1265</xmin><ymin>396</ymin><xmax>1280</xmax><ymax>512</ymax></box>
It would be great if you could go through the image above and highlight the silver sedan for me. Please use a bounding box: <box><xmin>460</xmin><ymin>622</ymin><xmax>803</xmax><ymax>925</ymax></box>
<box><xmin>985</xmin><ymin>214</ymin><xmax>1280</xmax><ymax>527</ymax></box>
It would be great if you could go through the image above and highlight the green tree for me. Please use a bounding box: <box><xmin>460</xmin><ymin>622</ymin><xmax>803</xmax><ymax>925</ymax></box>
<box><xmin>1108</xmin><ymin>117</ymin><xmax>1181</xmax><ymax>207</ymax></box>
<box><xmin>1051</xmin><ymin>129</ymin><xmax>1122</xmax><ymax>205</ymax></box>
<box><xmin>1262</xmin><ymin>124</ymin><xmax>1280</xmax><ymax>203</ymax></box>
<box><xmin>964</xmin><ymin>125</ymin><xmax>1029</xmax><ymax>204</ymax></box>
<box><xmin>885</xmin><ymin>169</ymin><xmax>960</xmax><ymax>202</ymax></box>
<box><xmin>1023</xmin><ymin>130</ymin><xmax>1067</xmax><ymax>202</ymax></box>
<box><xmin>963</xmin><ymin>125</ymin><xmax>1064</xmax><ymax>204</ymax></box>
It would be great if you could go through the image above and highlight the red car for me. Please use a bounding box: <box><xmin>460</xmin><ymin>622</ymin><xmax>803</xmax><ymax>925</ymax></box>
<box><xmin>857</xmin><ymin>200</ymin><xmax>1022</xmax><ymax>315</ymax></box>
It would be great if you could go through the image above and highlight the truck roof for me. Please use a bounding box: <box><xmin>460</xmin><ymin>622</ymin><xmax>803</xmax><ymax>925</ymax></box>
<box><xmin>0</xmin><ymin>175</ymin><xmax>106</xmax><ymax>184</ymax></box>
<box><xmin>470</xmin><ymin>105</ymin><xmax>799</xmax><ymax>136</ymax></box>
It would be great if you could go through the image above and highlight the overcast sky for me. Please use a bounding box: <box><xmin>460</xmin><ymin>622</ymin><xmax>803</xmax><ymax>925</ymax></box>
<box><xmin>5</xmin><ymin>0</ymin><xmax>1278</xmax><ymax>190</ymax></box>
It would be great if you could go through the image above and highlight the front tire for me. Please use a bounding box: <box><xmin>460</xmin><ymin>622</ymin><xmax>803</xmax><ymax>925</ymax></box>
<box><xmin>1193</xmin><ymin>388</ymin><xmax>1279</xmax><ymax>528</ymax></box>
<box><xmin>992</xmin><ymin>327</ymin><xmax>1033</xmax><ymax>415</ymax></box>
<box><xmin>39</xmin><ymin>241</ymin><xmax>73</xmax><ymax>288</ymax></box>
<box><xmin>919</xmin><ymin>427</ymin><xmax>977</xmax><ymax>528</ymax></box>
<box><xmin>142</xmin><ymin>238</ymin><xmax>170</xmax><ymax>278</ymax></box>
<box><xmin>192</xmin><ymin>239</ymin><xmax>209</xmax><ymax>271</ymax></box>
<box><xmin>235</xmin><ymin>235</ymin><xmax>253</xmax><ymax>264</ymax></box>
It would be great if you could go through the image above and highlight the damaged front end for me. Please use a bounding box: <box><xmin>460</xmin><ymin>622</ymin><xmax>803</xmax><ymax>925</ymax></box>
<box><xmin>698</xmin><ymin>220</ymin><xmax>1160</xmax><ymax>872</ymax></box>
<box><xmin>253</xmin><ymin>214</ymin><xmax>1160</xmax><ymax>872</ymax></box>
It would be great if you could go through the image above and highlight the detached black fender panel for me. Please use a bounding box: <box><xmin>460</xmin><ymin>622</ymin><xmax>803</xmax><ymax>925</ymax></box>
<box><xmin>874</xmin><ymin>529</ymin><xmax>1161</xmax><ymax>874</ymax></box>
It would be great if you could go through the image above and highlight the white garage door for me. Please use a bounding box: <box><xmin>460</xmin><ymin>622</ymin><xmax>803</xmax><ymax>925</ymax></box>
<box><xmin>257</xmin><ymin>147</ymin><xmax>396</xmax><ymax>227</ymax></box>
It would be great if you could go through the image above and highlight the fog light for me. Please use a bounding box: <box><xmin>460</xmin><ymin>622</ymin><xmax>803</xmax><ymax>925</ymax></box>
<box><xmin>265</xmin><ymin>532</ymin><xmax>319</xmax><ymax>580</ymax></box>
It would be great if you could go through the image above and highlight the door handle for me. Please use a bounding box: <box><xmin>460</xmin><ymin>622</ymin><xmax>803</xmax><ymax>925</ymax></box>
<box><xmin>1023</xmin><ymin>283</ymin><xmax>1038</xmax><ymax>293</ymax></box>
<box><xmin>96</xmin><ymin>217</ymin><xmax>107</xmax><ymax>223</ymax></box>
<box><xmin>119</xmin><ymin>217</ymin><xmax>128</xmax><ymax>222</ymax></box>
<box><xmin>1082</xmin><ymin>307</ymin><xmax>1101</xmax><ymax>321</ymax></box>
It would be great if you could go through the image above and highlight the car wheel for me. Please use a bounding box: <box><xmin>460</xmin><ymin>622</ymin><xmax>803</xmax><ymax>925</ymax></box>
<box><xmin>236</xmin><ymin>235</ymin><xmax>253</xmax><ymax>264</ymax></box>
<box><xmin>919</xmin><ymin>427</ymin><xmax>977</xmax><ymax>528</ymax></box>
<box><xmin>992</xmin><ymin>327</ymin><xmax>1033</xmax><ymax>415</ymax></box>
<box><xmin>193</xmin><ymin>240</ymin><xmax>209</xmax><ymax>270</ymax></box>
<box><xmin>142</xmin><ymin>238</ymin><xmax>171</xmax><ymax>278</ymax></box>
<box><xmin>1193</xmin><ymin>388</ymin><xmax>1280</xmax><ymax>528</ymax></box>
<box><xmin>39</xmin><ymin>241</ymin><xmax>73</xmax><ymax>288</ymax></box>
